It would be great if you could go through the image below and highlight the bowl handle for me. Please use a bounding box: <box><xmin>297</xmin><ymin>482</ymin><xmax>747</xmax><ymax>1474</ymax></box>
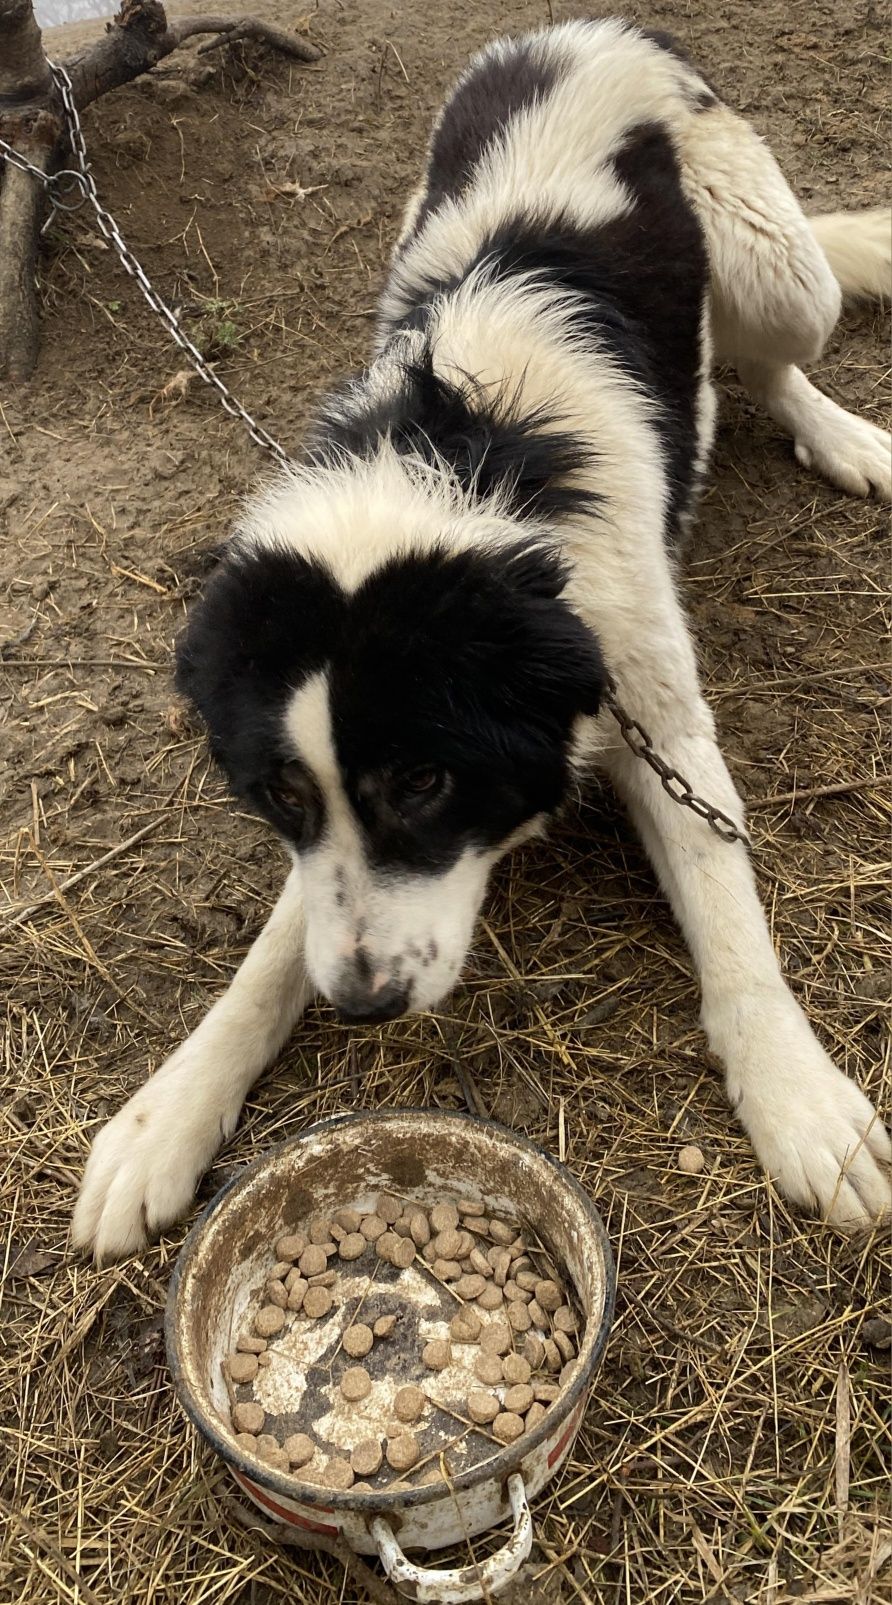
<box><xmin>367</xmin><ymin>1472</ymin><xmax>532</xmax><ymax>1603</ymax></box>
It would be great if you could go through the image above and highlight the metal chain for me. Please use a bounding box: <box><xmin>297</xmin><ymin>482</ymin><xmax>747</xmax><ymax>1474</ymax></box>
<box><xmin>602</xmin><ymin>685</ymin><xmax>750</xmax><ymax>846</ymax></box>
<box><xmin>0</xmin><ymin>62</ymin><xmax>290</xmax><ymax>468</ymax></box>
<box><xmin>1</xmin><ymin>70</ymin><xmax>747</xmax><ymax>847</ymax></box>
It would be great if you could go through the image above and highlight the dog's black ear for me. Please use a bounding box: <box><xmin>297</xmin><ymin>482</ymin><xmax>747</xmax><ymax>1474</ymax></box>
<box><xmin>481</xmin><ymin>541</ymin><xmax>606</xmax><ymax>728</ymax></box>
<box><xmin>174</xmin><ymin>546</ymin><xmax>341</xmax><ymax>789</ymax></box>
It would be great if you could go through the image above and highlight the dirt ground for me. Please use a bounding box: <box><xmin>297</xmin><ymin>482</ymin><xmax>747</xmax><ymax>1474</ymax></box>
<box><xmin>1</xmin><ymin>1</ymin><xmax>890</xmax><ymax>1601</ymax></box>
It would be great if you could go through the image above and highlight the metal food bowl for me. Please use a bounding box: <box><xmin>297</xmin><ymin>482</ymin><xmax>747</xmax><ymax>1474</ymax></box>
<box><xmin>166</xmin><ymin>1109</ymin><xmax>615</xmax><ymax>1603</ymax></box>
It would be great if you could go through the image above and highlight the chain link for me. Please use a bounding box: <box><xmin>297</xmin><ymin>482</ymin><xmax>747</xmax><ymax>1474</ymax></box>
<box><xmin>1</xmin><ymin>69</ymin><xmax>748</xmax><ymax>847</ymax></box>
<box><xmin>1</xmin><ymin>62</ymin><xmax>290</xmax><ymax>468</ymax></box>
<box><xmin>602</xmin><ymin>685</ymin><xmax>750</xmax><ymax>846</ymax></box>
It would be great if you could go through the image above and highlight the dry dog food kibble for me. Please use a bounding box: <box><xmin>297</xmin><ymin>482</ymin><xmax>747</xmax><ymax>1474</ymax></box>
<box><xmin>229</xmin><ymin>1351</ymin><xmax>259</xmax><ymax>1383</ymax></box>
<box><xmin>386</xmin><ymin>1433</ymin><xmax>420</xmax><ymax>1471</ymax></box>
<box><xmin>283</xmin><ymin>1432</ymin><xmax>315</xmax><ymax>1468</ymax></box>
<box><xmin>393</xmin><ymin>1385</ymin><xmax>426</xmax><ymax>1423</ymax></box>
<box><xmin>351</xmin><ymin>1439</ymin><xmax>383</xmax><ymax>1477</ymax></box>
<box><xmin>303</xmin><ymin>1286</ymin><xmax>334</xmax><ymax>1319</ymax></box>
<box><xmin>225</xmin><ymin>1190</ymin><xmax>581</xmax><ymax>1490</ymax></box>
<box><xmin>233</xmin><ymin>1400</ymin><xmax>265</xmax><ymax>1434</ymax></box>
<box><xmin>341</xmin><ymin>1365</ymin><xmax>372</xmax><ymax>1401</ymax></box>
<box><xmin>342</xmin><ymin>1322</ymin><xmax>374</xmax><ymax>1358</ymax></box>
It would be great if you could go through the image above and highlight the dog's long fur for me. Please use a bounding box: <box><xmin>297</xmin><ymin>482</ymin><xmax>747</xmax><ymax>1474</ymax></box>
<box><xmin>74</xmin><ymin>19</ymin><xmax>892</xmax><ymax>1260</ymax></box>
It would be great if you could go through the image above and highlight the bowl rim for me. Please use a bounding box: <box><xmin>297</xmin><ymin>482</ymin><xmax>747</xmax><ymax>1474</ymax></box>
<box><xmin>165</xmin><ymin>1107</ymin><xmax>616</xmax><ymax>1515</ymax></box>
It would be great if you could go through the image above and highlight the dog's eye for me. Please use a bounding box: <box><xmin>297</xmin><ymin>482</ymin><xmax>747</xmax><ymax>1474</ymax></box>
<box><xmin>399</xmin><ymin>766</ymin><xmax>445</xmax><ymax>800</ymax></box>
<box><xmin>266</xmin><ymin>767</ymin><xmax>307</xmax><ymax>822</ymax></box>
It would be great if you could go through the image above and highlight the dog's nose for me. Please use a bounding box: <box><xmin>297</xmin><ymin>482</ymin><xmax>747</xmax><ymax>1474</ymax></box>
<box><xmin>333</xmin><ymin>979</ymin><xmax>410</xmax><ymax>1025</ymax></box>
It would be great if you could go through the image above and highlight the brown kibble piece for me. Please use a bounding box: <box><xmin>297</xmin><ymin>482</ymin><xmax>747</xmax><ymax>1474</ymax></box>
<box><xmin>450</xmin><ymin>1308</ymin><xmax>483</xmax><ymax>1342</ymax></box>
<box><xmin>488</xmin><ymin>1246</ymin><xmax>512</xmax><ymax>1286</ymax></box>
<box><xmin>504</xmin><ymin>1383</ymin><xmax>534</xmax><ymax>1414</ymax></box>
<box><xmin>377</xmin><ymin>1231</ymin><xmax>401</xmax><ymax>1263</ymax></box>
<box><xmin>299</xmin><ymin>1244</ymin><xmax>328</xmax><ymax>1277</ymax></box>
<box><xmin>377</xmin><ymin>1194</ymin><xmax>402</xmax><ymax>1225</ymax></box>
<box><xmin>361</xmin><ymin>1213</ymin><xmax>386</xmax><ymax>1241</ymax></box>
<box><xmin>507</xmin><ymin>1300</ymin><xmax>532</xmax><ymax>1333</ymax></box>
<box><xmin>409</xmin><ymin>1210</ymin><xmax>431</xmax><ymax>1247</ymax></box>
<box><xmin>488</xmin><ymin>1220</ymin><xmax>514</xmax><ymax>1245</ymax></box>
<box><xmin>374</xmin><ymin>1314</ymin><xmax>398</xmax><ymax>1338</ymax></box>
<box><xmin>284</xmin><ymin>1432</ymin><xmax>315</xmax><ymax>1468</ymax></box>
<box><xmin>229</xmin><ymin>1351</ymin><xmax>259</xmax><ymax>1382</ymax></box>
<box><xmin>433</xmin><ymin>1228</ymin><xmax>463</xmax><ymax>1259</ymax></box>
<box><xmin>553</xmin><ymin>1306</ymin><xmax>577</xmax><ymax>1333</ymax></box>
<box><xmin>285</xmin><ymin>1266</ymin><xmax>306</xmax><ymax>1292</ymax></box>
<box><xmin>343</xmin><ymin>1323</ymin><xmax>374</xmax><ymax>1358</ymax></box>
<box><xmin>432</xmin><ymin>1257</ymin><xmax>462</xmax><ymax>1280</ymax></box>
<box><xmin>467</xmin><ymin>1389</ymin><xmax>500</xmax><ymax>1424</ymax></box>
<box><xmin>527</xmin><ymin>1299</ymin><xmax>547</xmax><ymax>1328</ymax></box>
<box><xmin>257</xmin><ymin>1351</ymin><xmax>272</xmax><ymax>1367</ymax></box>
<box><xmin>515</xmin><ymin>1271</ymin><xmax>539</xmax><ymax>1292</ymax></box>
<box><xmin>256</xmin><ymin>1434</ymin><xmax>287</xmax><ymax>1467</ymax></box>
<box><xmin>422</xmin><ymin>1339</ymin><xmax>451</xmax><ymax>1370</ymax></box>
<box><xmin>525</xmin><ymin>1402</ymin><xmax>547</xmax><ymax>1431</ymax></box>
<box><xmin>535</xmin><ymin>1382</ymin><xmax>560</xmax><ymax>1403</ymax></box>
<box><xmin>493</xmin><ymin>1412</ymin><xmax>524</xmax><ymax>1443</ymax></box>
<box><xmin>287</xmin><ymin>1278</ymin><xmax>308</xmax><ymax>1312</ymax></box>
<box><xmin>233</xmin><ymin>1401</ymin><xmax>265</xmax><ymax>1434</ymax></box>
<box><xmin>480</xmin><ymin>1321</ymin><xmax>511</xmax><ymax>1356</ymax></box>
<box><xmin>523</xmin><ymin>1333</ymin><xmax>545</xmax><ymax>1370</ymax></box>
<box><xmin>308</xmin><ymin>1217</ymin><xmax>333</xmax><ymax>1245</ymax></box>
<box><xmin>458</xmin><ymin>1198</ymin><xmax>486</xmax><ymax>1217</ymax></box>
<box><xmin>503</xmin><ymin>1280</ymin><xmax>531</xmax><ymax>1304</ymax></box>
<box><xmin>270</xmin><ymin>1260</ymin><xmax>292</xmax><ymax>1281</ymax></box>
<box><xmin>254</xmin><ymin>1305</ymin><xmax>286</xmax><ymax>1339</ymax></box>
<box><xmin>303</xmin><ymin>1286</ymin><xmax>334</xmax><ymax>1319</ymax></box>
<box><xmin>309</xmin><ymin>1269</ymin><xmax>337</xmax><ymax>1287</ymax></box>
<box><xmin>455</xmin><ymin>1274</ymin><xmax>487</xmax><ymax>1301</ymax></box>
<box><xmin>330</xmin><ymin>1223</ymin><xmax>345</xmax><ymax>1243</ymax></box>
<box><xmin>542</xmin><ymin>1338</ymin><xmax>562</xmax><ymax>1372</ymax></box>
<box><xmin>237</xmin><ymin>1334</ymin><xmax>267</xmax><ymax>1355</ymax></box>
<box><xmin>502</xmin><ymin>1352</ymin><xmax>532</xmax><ymax>1386</ymax></box>
<box><xmin>394</xmin><ymin>1385</ymin><xmax>426</xmax><ymax>1423</ymax></box>
<box><xmin>477</xmin><ymin>1283</ymin><xmax>503</xmax><ymax>1310</ymax></box>
<box><xmin>456</xmin><ymin>1231</ymin><xmax>476</xmax><ymax>1258</ymax></box>
<box><xmin>266</xmin><ymin>1279</ymin><xmax>288</xmax><ymax>1309</ymax></box>
<box><xmin>554</xmin><ymin>1329</ymin><xmax>575</xmax><ymax>1362</ymax></box>
<box><xmin>341</xmin><ymin>1365</ymin><xmax>372</xmax><ymax>1401</ymax></box>
<box><xmin>391</xmin><ymin>1236</ymin><xmax>416</xmax><ymax>1269</ymax></box>
<box><xmin>678</xmin><ymin>1143</ymin><xmax>705</xmax><ymax>1175</ymax></box>
<box><xmin>386</xmin><ymin>1433</ymin><xmax>420</xmax><ymax>1471</ymax></box>
<box><xmin>338</xmin><ymin>1233</ymin><xmax>366</xmax><ymax>1261</ymax></box>
<box><xmin>429</xmin><ymin>1201</ymin><xmax>460</xmax><ymax>1233</ymax></box>
<box><xmin>351</xmin><ymin>1439</ymin><xmax>383</xmax><ymax>1477</ymax></box>
<box><xmin>535</xmin><ymin>1280</ymin><xmax>562</xmax><ymax>1312</ymax></box>
<box><xmin>319</xmin><ymin>1458</ymin><xmax>355</xmax><ymax>1490</ymax></box>
<box><xmin>334</xmin><ymin>1207</ymin><xmax>362</xmax><ymax>1233</ymax></box>
<box><xmin>393</xmin><ymin>1214</ymin><xmax>413</xmax><ymax>1239</ymax></box>
<box><xmin>474</xmin><ymin>1351</ymin><xmax>504</xmax><ymax>1386</ymax></box>
<box><xmin>469</xmin><ymin>1247</ymin><xmax>493</xmax><ymax>1278</ymax></box>
<box><xmin>275</xmin><ymin>1233</ymin><xmax>307</xmax><ymax>1261</ymax></box>
<box><xmin>235</xmin><ymin>1432</ymin><xmax>258</xmax><ymax>1453</ymax></box>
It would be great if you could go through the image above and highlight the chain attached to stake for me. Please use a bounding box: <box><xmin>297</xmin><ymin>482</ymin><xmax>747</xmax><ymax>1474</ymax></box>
<box><xmin>1</xmin><ymin>64</ymin><xmax>749</xmax><ymax>848</ymax></box>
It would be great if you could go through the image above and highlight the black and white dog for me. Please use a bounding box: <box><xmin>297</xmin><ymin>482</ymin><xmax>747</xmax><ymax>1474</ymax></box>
<box><xmin>74</xmin><ymin>19</ymin><xmax>891</xmax><ymax>1259</ymax></box>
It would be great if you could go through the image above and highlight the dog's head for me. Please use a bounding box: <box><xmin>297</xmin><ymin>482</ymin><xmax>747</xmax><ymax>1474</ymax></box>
<box><xmin>176</xmin><ymin>480</ymin><xmax>604</xmax><ymax>1020</ymax></box>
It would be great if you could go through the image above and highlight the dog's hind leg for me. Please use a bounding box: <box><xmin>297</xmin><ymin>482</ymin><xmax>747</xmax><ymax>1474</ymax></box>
<box><xmin>677</xmin><ymin>103</ymin><xmax>891</xmax><ymax>500</ymax></box>
<box><xmin>72</xmin><ymin>867</ymin><xmax>312</xmax><ymax>1261</ymax></box>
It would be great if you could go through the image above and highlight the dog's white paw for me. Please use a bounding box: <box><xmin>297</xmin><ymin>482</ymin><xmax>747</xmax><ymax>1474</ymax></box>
<box><xmin>72</xmin><ymin>1050</ymin><xmax>243</xmax><ymax>1262</ymax></box>
<box><xmin>724</xmin><ymin>1000</ymin><xmax>891</xmax><ymax>1230</ymax></box>
<box><xmin>793</xmin><ymin>401</ymin><xmax>891</xmax><ymax>501</ymax></box>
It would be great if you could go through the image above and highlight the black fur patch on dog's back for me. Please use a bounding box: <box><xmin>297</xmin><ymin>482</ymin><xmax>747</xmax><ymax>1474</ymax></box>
<box><xmin>406</xmin><ymin>40</ymin><xmax>561</xmax><ymax>243</ymax></box>
<box><xmin>312</xmin><ymin>351</ymin><xmax>599</xmax><ymax>525</ymax></box>
<box><xmin>385</xmin><ymin>122</ymin><xmax>709</xmax><ymax>537</ymax></box>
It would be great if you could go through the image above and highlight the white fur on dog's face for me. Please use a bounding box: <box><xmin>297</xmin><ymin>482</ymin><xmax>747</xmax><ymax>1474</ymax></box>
<box><xmin>285</xmin><ymin>673</ymin><xmax>500</xmax><ymax>1016</ymax></box>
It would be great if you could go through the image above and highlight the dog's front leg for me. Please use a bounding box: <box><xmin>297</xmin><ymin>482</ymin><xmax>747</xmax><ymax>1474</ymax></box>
<box><xmin>72</xmin><ymin>866</ymin><xmax>311</xmax><ymax>1261</ymax></box>
<box><xmin>602</xmin><ymin>687</ymin><xmax>891</xmax><ymax>1230</ymax></box>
